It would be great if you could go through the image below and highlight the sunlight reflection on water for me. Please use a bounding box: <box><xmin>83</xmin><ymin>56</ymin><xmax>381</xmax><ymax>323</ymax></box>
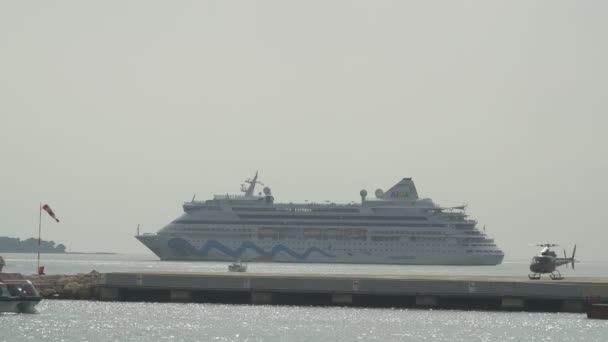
<box><xmin>1</xmin><ymin>301</ymin><xmax>606</xmax><ymax>342</ymax></box>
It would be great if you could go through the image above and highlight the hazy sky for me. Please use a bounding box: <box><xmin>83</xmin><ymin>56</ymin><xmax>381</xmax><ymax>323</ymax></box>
<box><xmin>1</xmin><ymin>1</ymin><xmax>606</xmax><ymax>261</ymax></box>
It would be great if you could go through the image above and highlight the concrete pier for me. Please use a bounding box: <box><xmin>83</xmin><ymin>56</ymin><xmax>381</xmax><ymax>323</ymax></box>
<box><xmin>170</xmin><ymin>290</ymin><xmax>192</xmax><ymax>303</ymax></box>
<box><xmin>251</xmin><ymin>291</ymin><xmax>273</xmax><ymax>305</ymax></box>
<box><xmin>501</xmin><ymin>297</ymin><xmax>524</xmax><ymax>310</ymax></box>
<box><xmin>96</xmin><ymin>272</ymin><xmax>608</xmax><ymax>312</ymax></box>
<box><xmin>332</xmin><ymin>293</ymin><xmax>353</xmax><ymax>305</ymax></box>
<box><xmin>415</xmin><ymin>295</ymin><xmax>439</xmax><ymax>307</ymax></box>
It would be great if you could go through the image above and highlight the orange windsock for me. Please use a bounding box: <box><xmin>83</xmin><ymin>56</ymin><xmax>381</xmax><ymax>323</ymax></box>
<box><xmin>42</xmin><ymin>204</ymin><xmax>60</xmax><ymax>223</ymax></box>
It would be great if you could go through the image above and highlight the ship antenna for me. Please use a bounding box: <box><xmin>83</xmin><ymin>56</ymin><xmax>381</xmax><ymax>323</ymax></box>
<box><xmin>242</xmin><ymin>171</ymin><xmax>264</xmax><ymax>197</ymax></box>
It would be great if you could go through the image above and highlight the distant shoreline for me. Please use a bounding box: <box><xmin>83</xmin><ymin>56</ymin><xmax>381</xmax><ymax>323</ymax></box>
<box><xmin>0</xmin><ymin>236</ymin><xmax>115</xmax><ymax>255</ymax></box>
<box><xmin>0</xmin><ymin>236</ymin><xmax>67</xmax><ymax>254</ymax></box>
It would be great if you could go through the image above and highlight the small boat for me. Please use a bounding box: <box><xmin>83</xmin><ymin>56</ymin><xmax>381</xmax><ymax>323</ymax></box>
<box><xmin>228</xmin><ymin>260</ymin><xmax>247</xmax><ymax>272</ymax></box>
<box><xmin>0</xmin><ymin>273</ymin><xmax>42</xmax><ymax>314</ymax></box>
<box><xmin>587</xmin><ymin>303</ymin><xmax>608</xmax><ymax>319</ymax></box>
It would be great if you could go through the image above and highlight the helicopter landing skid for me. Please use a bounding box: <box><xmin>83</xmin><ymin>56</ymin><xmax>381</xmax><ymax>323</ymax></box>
<box><xmin>528</xmin><ymin>273</ymin><xmax>541</xmax><ymax>280</ymax></box>
<box><xmin>549</xmin><ymin>271</ymin><xmax>563</xmax><ymax>280</ymax></box>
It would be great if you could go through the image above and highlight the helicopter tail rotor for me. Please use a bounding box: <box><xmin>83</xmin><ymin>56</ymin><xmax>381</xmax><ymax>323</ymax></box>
<box><xmin>571</xmin><ymin>244</ymin><xmax>577</xmax><ymax>270</ymax></box>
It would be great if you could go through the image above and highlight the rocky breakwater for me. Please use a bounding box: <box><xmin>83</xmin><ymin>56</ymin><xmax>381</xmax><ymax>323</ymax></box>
<box><xmin>26</xmin><ymin>271</ymin><xmax>100</xmax><ymax>300</ymax></box>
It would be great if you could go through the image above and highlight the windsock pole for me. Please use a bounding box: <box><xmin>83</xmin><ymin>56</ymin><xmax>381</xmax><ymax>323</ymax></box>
<box><xmin>37</xmin><ymin>203</ymin><xmax>42</xmax><ymax>274</ymax></box>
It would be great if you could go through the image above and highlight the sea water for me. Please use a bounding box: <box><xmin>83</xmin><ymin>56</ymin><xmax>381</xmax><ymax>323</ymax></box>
<box><xmin>1</xmin><ymin>300</ymin><xmax>606</xmax><ymax>342</ymax></box>
<box><xmin>0</xmin><ymin>253</ymin><xmax>606</xmax><ymax>341</ymax></box>
<box><xmin>3</xmin><ymin>253</ymin><xmax>607</xmax><ymax>278</ymax></box>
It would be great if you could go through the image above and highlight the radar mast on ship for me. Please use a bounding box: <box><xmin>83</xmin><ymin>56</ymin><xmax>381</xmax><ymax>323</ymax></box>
<box><xmin>240</xmin><ymin>171</ymin><xmax>264</xmax><ymax>197</ymax></box>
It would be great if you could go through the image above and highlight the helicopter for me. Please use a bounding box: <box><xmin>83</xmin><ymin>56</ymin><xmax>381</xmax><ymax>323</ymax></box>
<box><xmin>528</xmin><ymin>243</ymin><xmax>577</xmax><ymax>280</ymax></box>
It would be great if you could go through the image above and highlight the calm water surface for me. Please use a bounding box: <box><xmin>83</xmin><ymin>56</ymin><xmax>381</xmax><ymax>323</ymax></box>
<box><xmin>3</xmin><ymin>253</ymin><xmax>607</xmax><ymax>278</ymax></box>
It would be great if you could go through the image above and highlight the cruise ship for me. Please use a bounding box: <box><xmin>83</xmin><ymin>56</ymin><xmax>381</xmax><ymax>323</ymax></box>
<box><xmin>136</xmin><ymin>173</ymin><xmax>504</xmax><ymax>265</ymax></box>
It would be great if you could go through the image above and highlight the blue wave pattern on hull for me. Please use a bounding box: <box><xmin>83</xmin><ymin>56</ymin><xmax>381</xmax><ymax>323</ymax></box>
<box><xmin>167</xmin><ymin>238</ymin><xmax>336</xmax><ymax>260</ymax></box>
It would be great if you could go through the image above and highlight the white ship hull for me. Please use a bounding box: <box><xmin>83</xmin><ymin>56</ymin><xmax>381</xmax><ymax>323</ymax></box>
<box><xmin>137</xmin><ymin>226</ymin><xmax>504</xmax><ymax>266</ymax></box>
<box><xmin>137</xmin><ymin>174</ymin><xmax>505</xmax><ymax>266</ymax></box>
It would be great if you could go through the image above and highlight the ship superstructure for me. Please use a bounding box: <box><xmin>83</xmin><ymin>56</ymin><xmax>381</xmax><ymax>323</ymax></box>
<box><xmin>136</xmin><ymin>172</ymin><xmax>504</xmax><ymax>265</ymax></box>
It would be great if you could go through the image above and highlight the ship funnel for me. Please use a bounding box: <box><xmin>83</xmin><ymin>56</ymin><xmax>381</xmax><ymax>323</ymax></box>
<box><xmin>378</xmin><ymin>178</ymin><xmax>419</xmax><ymax>200</ymax></box>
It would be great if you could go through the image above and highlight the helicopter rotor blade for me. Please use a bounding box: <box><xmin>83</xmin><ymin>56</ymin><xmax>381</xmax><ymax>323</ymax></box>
<box><xmin>572</xmin><ymin>244</ymin><xmax>577</xmax><ymax>270</ymax></box>
<box><xmin>563</xmin><ymin>250</ymin><xmax>568</xmax><ymax>268</ymax></box>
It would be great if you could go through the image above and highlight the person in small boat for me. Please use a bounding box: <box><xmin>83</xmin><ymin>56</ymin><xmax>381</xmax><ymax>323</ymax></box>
<box><xmin>22</xmin><ymin>283</ymin><xmax>36</xmax><ymax>296</ymax></box>
<box><xmin>0</xmin><ymin>256</ymin><xmax>5</xmax><ymax>272</ymax></box>
<box><xmin>7</xmin><ymin>284</ymin><xmax>21</xmax><ymax>296</ymax></box>
<box><xmin>6</xmin><ymin>284</ymin><xmax>34</xmax><ymax>297</ymax></box>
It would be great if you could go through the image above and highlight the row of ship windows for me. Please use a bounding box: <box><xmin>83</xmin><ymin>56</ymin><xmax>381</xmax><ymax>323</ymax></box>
<box><xmin>237</xmin><ymin>214</ymin><xmax>429</xmax><ymax>221</ymax></box>
<box><xmin>192</xmin><ymin>206</ymin><xmax>483</xmax><ymax>218</ymax></box>
<box><xmin>461</xmin><ymin>238</ymin><xmax>488</xmax><ymax>242</ymax></box>
<box><xmin>371</xmin><ymin>237</ymin><xmax>448</xmax><ymax>242</ymax></box>
<box><xmin>202</xmin><ymin>248</ymin><xmax>498</xmax><ymax>255</ymax></box>
<box><xmin>454</xmin><ymin>224</ymin><xmax>476</xmax><ymax>228</ymax></box>
<box><xmin>333</xmin><ymin>249</ymin><xmax>461</xmax><ymax>253</ymax></box>
<box><xmin>233</xmin><ymin>207</ymin><xmax>361</xmax><ymax>213</ymax></box>
<box><xmin>257</xmin><ymin>236</ymin><xmax>452</xmax><ymax>242</ymax></box>
<box><xmin>375</xmin><ymin>230</ymin><xmax>443</xmax><ymax>235</ymax></box>
<box><xmin>188</xmin><ymin>239</ymin><xmax>500</xmax><ymax>255</ymax></box>
<box><xmin>194</xmin><ymin>243</ymin><xmax>462</xmax><ymax>254</ymax></box>
<box><xmin>189</xmin><ymin>239</ymin><xmax>482</xmax><ymax>249</ymax></box>
<box><xmin>173</xmin><ymin>220</ymin><xmax>448</xmax><ymax>228</ymax></box>
<box><xmin>180</xmin><ymin>228</ymin><xmax>253</xmax><ymax>232</ymax></box>
<box><xmin>177</xmin><ymin>233</ymin><xmax>490</xmax><ymax>246</ymax></box>
<box><xmin>176</xmin><ymin>227</ymin><xmax>454</xmax><ymax>236</ymax></box>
